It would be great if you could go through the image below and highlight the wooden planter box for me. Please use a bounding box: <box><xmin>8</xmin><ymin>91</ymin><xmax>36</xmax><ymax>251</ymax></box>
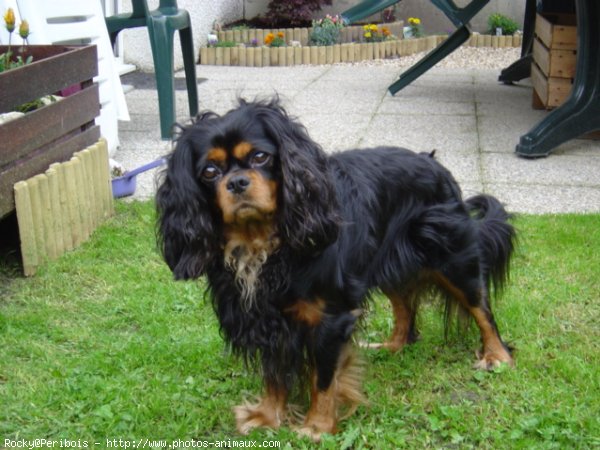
<box><xmin>0</xmin><ymin>45</ymin><xmax>100</xmax><ymax>219</ymax></box>
<box><xmin>532</xmin><ymin>13</ymin><xmax>577</xmax><ymax>109</ymax></box>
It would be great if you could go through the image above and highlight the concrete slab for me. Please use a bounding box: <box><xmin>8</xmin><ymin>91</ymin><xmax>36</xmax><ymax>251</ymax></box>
<box><xmin>113</xmin><ymin>64</ymin><xmax>600</xmax><ymax>213</ymax></box>
<box><xmin>361</xmin><ymin>113</ymin><xmax>478</xmax><ymax>153</ymax></box>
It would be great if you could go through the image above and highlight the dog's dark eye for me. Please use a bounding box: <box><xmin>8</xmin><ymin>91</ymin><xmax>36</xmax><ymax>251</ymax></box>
<box><xmin>250</xmin><ymin>151</ymin><xmax>270</xmax><ymax>167</ymax></box>
<box><xmin>201</xmin><ymin>164</ymin><xmax>221</xmax><ymax>181</ymax></box>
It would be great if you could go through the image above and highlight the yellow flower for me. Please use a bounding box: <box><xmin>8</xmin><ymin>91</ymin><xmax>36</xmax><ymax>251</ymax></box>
<box><xmin>4</xmin><ymin>7</ymin><xmax>15</xmax><ymax>32</ymax></box>
<box><xmin>19</xmin><ymin>20</ymin><xmax>29</xmax><ymax>39</ymax></box>
<box><xmin>409</xmin><ymin>17</ymin><xmax>421</xmax><ymax>25</ymax></box>
<box><xmin>364</xmin><ymin>32</ymin><xmax>372</xmax><ymax>38</ymax></box>
<box><xmin>363</xmin><ymin>24</ymin><xmax>369</xmax><ymax>31</ymax></box>
<box><xmin>370</xmin><ymin>24</ymin><xmax>378</xmax><ymax>31</ymax></box>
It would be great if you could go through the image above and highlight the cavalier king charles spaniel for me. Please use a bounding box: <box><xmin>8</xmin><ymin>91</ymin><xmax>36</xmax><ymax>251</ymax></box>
<box><xmin>156</xmin><ymin>98</ymin><xmax>515</xmax><ymax>440</ymax></box>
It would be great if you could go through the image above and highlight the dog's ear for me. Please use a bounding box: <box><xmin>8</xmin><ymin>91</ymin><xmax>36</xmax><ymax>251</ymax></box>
<box><xmin>156</xmin><ymin>125</ymin><xmax>218</xmax><ymax>279</ymax></box>
<box><xmin>252</xmin><ymin>99</ymin><xmax>340</xmax><ymax>253</ymax></box>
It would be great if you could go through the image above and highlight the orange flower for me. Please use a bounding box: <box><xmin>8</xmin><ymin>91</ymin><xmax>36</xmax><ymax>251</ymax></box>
<box><xmin>277</xmin><ymin>31</ymin><xmax>284</xmax><ymax>39</ymax></box>
<box><xmin>382</xmin><ymin>27</ymin><xmax>390</xmax><ymax>36</ymax></box>
<box><xmin>264</xmin><ymin>33</ymin><xmax>274</xmax><ymax>45</ymax></box>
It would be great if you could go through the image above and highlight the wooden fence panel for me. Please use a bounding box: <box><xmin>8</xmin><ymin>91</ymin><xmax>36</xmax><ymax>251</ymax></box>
<box><xmin>14</xmin><ymin>139</ymin><xmax>114</xmax><ymax>276</ymax></box>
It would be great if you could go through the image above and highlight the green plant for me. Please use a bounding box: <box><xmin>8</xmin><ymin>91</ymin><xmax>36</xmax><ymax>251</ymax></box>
<box><xmin>14</xmin><ymin>95</ymin><xmax>57</xmax><ymax>113</ymax></box>
<box><xmin>0</xmin><ymin>52</ymin><xmax>32</xmax><ymax>72</ymax></box>
<box><xmin>207</xmin><ymin>39</ymin><xmax>237</xmax><ymax>48</ymax></box>
<box><xmin>215</xmin><ymin>40</ymin><xmax>237</xmax><ymax>48</ymax></box>
<box><xmin>309</xmin><ymin>14</ymin><xmax>344</xmax><ymax>46</ymax></box>
<box><xmin>488</xmin><ymin>13</ymin><xmax>519</xmax><ymax>35</ymax></box>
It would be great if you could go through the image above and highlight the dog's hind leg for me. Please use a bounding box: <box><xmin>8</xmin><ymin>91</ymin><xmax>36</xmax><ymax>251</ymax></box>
<box><xmin>433</xmin><ymin>271</ymin><xmax>513</xmax><ymax>370</ymax></box>
<box><xmin>363</xmin><ymin>289</ymin><xmax>419</xmax><ymax>352</ymax></box>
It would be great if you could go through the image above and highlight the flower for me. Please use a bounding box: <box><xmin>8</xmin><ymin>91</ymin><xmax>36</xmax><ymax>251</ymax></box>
<box><xmin>2</xmin><ymin>8</ymin><xmax>34</xmax><ymax>73</ymax></box>
<box><xmin>4</xmin><ymin>7</ymin><xmax>15</xmax><ymax>32</ymax></box>
<box><xmin>362</xmin><ymin>23</ymin><xmax>394</xmax><ymax>42</ymax></box>
<box><xmin>18</xmin><ymin>20</ymin><xmax>29</xmax><ymax>39</ymax></box>
<box><xmin>407</xmin><ymin>17</ymin><xmax>423</xmax><ymax>38</ymax></box>
<box><xmin>265</xmin><ymin>32</ymin><xmax>285</xmax><ymax>47</ymax></box>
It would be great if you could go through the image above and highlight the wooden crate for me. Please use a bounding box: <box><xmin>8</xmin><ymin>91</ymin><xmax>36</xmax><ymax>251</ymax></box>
<box><xmin>534</xmin><ymin>12</ymin><xmax>577</xmax><ymax>50</ymax></box>
<box><xmin>531</xmin><ymin>63</ymin><xmax>572</xmax><ymax>109</ymax></box>
<box><xmin>532</xmin><ymin>38</ymin><xmax>576</xmax><ymax>78</ymax></box>
<box><xmin>532</xmin><ymin>13</ymin><xmax>577</xmax><ymax>109</ymax></box>
<box><xmin>0</xmin><ymin>45</ymin><xmax>100</xmax><ymax>219</ymax></box>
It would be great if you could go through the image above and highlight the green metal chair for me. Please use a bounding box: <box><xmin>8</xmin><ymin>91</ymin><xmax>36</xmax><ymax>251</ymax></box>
<box><xmin>430</xmin><ymin>0</ymin><xmax>490</xmax><ymax>27</ymax></box>
<box><xmin>105</xmin><ymin>0</ymin><xmax>199</xmax><ymax>140</ymax></box>
<box><xmin>388</xmin><ymin>0</ymin><xmax>490</xmax><ymax>95</ymax></box>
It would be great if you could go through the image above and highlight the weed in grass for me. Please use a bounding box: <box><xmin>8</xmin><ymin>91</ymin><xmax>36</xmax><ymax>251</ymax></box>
<box><xmin>0</xmin><ymin>203</ymin><xmax>599</xmax><ymax>448</ymax></box>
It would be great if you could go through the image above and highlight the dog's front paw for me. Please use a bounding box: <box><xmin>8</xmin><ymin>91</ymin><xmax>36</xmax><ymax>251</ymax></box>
<box><xmin>295</xmin><ymin>419</ymin><xmax>336</xmax><ymax>442</ymax></box>
<box><xmin>474</xmin><ymin>348</ymin><xmax>514</xmax><ymax>370</ymax></box>
<box><xmin>233</xmin><ymin>402</ymin><xmax>282</xmax><ymax>434</ymax></box>
<box><xmin>294</xmin><ymin>413</ymin><xmax>337</xmax><ymax>442</ymax></box>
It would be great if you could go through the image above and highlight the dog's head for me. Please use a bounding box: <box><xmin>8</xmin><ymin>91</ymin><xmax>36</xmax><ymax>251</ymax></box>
<box><xmin>156</xmin><ymin>98</ymin><xmax>340</xmax><ymax>280</ymax></box>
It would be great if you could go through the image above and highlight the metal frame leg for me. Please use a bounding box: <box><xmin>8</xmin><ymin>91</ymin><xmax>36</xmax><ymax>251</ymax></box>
<box><xmin>388</xmin><ymin>25</ymin><xmax>471</xmax><ymax>95</ymax></box>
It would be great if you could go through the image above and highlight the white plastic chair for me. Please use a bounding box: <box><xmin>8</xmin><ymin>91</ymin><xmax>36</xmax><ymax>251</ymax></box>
<box><xmin>0</xmin><ymin>0</ymin><xmax>129</xmax><ymax>156</ymax></box>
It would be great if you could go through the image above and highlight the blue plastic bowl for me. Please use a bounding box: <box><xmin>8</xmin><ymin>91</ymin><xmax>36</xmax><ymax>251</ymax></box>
<box><xmin>111</xmin><ymin>158</ymin><xmax>165</xmax><ymax>198</ymax></box>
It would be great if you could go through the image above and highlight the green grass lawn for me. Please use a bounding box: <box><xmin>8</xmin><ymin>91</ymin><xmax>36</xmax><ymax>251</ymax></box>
<box><xmin>1</xmin><ymin>201</ymin><xmax>599</xmax><ymax>449</ymax></box>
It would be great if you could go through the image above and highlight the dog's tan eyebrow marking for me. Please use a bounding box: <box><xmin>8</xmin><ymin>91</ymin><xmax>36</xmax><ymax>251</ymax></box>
<box><xmin>207</xmin><ymin>147</ymin><xmax>227</xmax><ymax>163</ymax></box>
<box><xmin>232</xmin><ymin>141</ymin><xmax>254</xmax><ymax>160</ymax></box>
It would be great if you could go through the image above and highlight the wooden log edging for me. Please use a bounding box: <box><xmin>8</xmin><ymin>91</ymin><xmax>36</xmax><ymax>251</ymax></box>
<box><xmin>200</xmin><ymin>34</ymin><xmax>523</xmax><ymax>67</ymax></box>
<box><xmin>14</xmin><ymin>138</ymin><xmax>114</xmax><ymax>276</ymax></box>
<box><xmin>217</xmin><ymin>21</ymin><xmax>405</xmax><ymax>46</ymax></box>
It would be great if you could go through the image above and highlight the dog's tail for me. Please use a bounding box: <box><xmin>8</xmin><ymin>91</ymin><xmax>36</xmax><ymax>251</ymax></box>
<box><xmin>465</xmin><ymin>194</ymin><xmax>516</xmax><ymax>298</ymax></box>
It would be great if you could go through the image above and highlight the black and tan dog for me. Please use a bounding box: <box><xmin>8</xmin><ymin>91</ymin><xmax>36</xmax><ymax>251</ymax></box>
<box><xmin>156</xmin><ymin>98</ymin><xmax>515</xmax><ymax>440</ymax></box>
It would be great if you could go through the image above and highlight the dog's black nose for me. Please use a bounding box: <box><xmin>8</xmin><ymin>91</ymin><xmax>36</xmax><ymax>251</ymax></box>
<box><xmin>227</xmin><ymin>174</ymin><xmax>251</xmax><ymax>194</ymax></box>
